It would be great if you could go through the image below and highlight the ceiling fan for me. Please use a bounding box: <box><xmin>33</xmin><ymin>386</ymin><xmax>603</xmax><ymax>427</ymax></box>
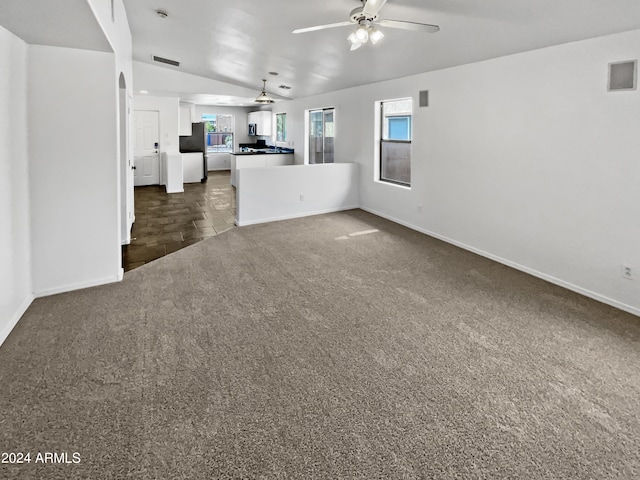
<box><xmin>292</xmin><ymin>0</ymin><xmax>440</xmax><ymax>51</ymax></box>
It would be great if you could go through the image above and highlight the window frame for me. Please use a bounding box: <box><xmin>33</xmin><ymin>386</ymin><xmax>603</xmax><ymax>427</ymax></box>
<box><xmin>306</xmin><ymin>107</ymin><xmax>335</xmax><ymax>165</ymax></box>
<box><xmin>201</xmin><ymin>113</ymin><xmax>235</xmax><ymax>153</ymax></box>
<box><xmin>275</xmin><ymin>112</ymin><xmax>287</xmax><ymax>143</ymax></box>
<box><xmin>378</xmin><ymin>98</ymin><xmax>413</xmax><ymax>187</ymax></box>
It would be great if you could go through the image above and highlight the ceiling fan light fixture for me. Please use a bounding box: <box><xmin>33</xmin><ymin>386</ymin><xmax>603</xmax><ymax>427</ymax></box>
<box><xmin>355</xmin><ymin>24</ymin><xmax>369</xmax><ymax>43</ymax></box>
<box><xmin>255</xmin><ymin>79</ymin><xmax>275</xmax><ymax>104</ymax></box>
<box><xmin>369</xmin><ymin>27</ymin><xmax>384</xmax><ymax>45</ymax></box>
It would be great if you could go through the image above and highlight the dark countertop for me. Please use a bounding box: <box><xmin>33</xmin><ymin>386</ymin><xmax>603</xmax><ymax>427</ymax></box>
<box><xmin>232</xmin><ymin>149</ymin><xmax>294</xmax><ymax>156</ymax></box>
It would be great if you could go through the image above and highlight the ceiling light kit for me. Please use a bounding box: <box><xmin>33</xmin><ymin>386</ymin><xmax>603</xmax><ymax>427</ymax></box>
<box><xmin>293</xmin><ymin>0</ymin><xmax>439</xmax><ymax>51</ymax></box>
<box><xmin>348</xmin><ymin>23</ymin><xmax>384</xmax><ymax>51</ymax></box>
<box><xmin>255</xmin><ymin>79</ymin><xmax>275</xmax><ymax>104</ymax></box>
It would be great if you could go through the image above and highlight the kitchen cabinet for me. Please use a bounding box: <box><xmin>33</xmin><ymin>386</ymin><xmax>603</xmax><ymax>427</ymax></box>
<box><xmin>248</xmin><ymin>111</ymin><xmax>272</xmax><ymax>136</ymax></box>
<box><xmin>208</xmin><ymin>153</ymin><xmax>231</xmax><ymax>171</ymax></box>
<box><xmin>182</xmin><ymin>152</ymin><xmax>203</xmax><ymax>183</ymax></box>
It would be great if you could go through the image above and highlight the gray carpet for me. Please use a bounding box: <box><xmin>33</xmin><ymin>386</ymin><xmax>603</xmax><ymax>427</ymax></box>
<box><xmin>1</xmin><ymin>209</ymin><xmax>639</xmax><ymax>479</ymax></box>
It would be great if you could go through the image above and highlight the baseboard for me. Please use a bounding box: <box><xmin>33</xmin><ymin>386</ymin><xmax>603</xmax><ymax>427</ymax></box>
<box><xmin>165</xmin><ymin>188</ymin><xmax>184</xmax><ymax>194</ymax></box>
<box><xmin>236</xmin><ymin>205</ymin><xmax>359</xmax><ymax>227</ymax></box>
<box><xmin>34</xmin><ymin>272</ymin><xmax>123</xmax><ymax>298</ymax></box>
<box><xmin>360</xmin><ymin>206</ymin><xmax>640</xmax><ymax>318</ymax></box>
<box><xmin>0</xmin><ymin>294</ymin><xmax>34</xmax><ymax>348</ymax></box>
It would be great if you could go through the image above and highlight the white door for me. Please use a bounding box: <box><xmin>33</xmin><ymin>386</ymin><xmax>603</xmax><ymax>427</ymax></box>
<box><xmin>133</xmin><ymin>110</ymin><xmax>160</xmax><ymax>186</ymax></box>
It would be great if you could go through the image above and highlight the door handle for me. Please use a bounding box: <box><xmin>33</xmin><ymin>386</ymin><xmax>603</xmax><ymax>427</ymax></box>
<box><xmin>132</xmin><ymin>166</ymin><xmax>137</xmax><ymax>170</ymax></box>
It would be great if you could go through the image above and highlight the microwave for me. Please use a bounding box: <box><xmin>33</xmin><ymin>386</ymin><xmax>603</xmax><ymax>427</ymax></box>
<box><xmin>248</xmin><ymin>123</ymin><xmax>257</xmax><ymax>136</ymax></box>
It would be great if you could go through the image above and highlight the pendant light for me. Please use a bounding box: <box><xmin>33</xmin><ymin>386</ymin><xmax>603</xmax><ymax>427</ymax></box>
<box><xmin>255</xmin><ymin>79</ymin><xmax>275</xmax><ymax>104</ymax></box>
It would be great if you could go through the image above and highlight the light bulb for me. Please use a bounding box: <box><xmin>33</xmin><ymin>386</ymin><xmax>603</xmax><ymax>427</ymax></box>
<box><xmin>355</xmin><ymin>25</ymin><xmax>369</xmax><ymax>43</ymax></box>
<box><xmin>369</xmin><ymin>28</ymin><xmax>384</xmax><ymax>45</ymax></box>
<box><xmin>348</xmin><ymin>31</ymin><xmax>363</xmax><ymax>50</ymax></box>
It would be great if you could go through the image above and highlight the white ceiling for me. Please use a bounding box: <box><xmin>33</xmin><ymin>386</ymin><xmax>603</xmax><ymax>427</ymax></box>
<box><xmin>2</xmin><ymin>1</ymin><xmax>640</xmax><ymax>106</ymax></box>
<box><xmin>0</xmin><ymin>0</ymin><xmax>111</xmax><ymax>52</ymax></box>
<box><xmin>123</xmin><ymin>0</ymin><xmax>640</xmax><ymax>105</ymax></box>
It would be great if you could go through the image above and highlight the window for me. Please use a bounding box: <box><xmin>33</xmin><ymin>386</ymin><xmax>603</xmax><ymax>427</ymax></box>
<box><xmin>379</xmin><ymin>98</ymin><xmax>412</xmax><ymax>186</ymax></box>
<box><xmin>201</xmin><ymin>114</ymin><xmax>234</xmax><ymax>153</ymax></box>
<box><xmin>308</xmin><ymin>108</ymin><xmax>335</xmax><ymax>164</ymax></box>
<box><xmin>276</xmin><ymin>113</ymin><xmax>286</xmax><ymax>142</ymax></box>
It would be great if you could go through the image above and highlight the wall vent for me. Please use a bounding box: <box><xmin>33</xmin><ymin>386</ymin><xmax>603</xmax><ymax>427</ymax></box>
<box><xmin>608</xmin><ymin>60</ymin><xmax>636</xmax><ymax>91</ymax></box>
<box><xmin>419</xmin><ymin>90</ymin><xmax>429</xmax><ymax>107</ymax></box>
<box><xmin>152</xmin><ymin>55</ymin><xmax>180</xmax><ymax>67</ymax></box>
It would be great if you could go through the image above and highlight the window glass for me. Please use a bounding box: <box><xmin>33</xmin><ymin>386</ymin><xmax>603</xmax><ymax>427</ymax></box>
<box><xmin>202</xmin><ymin>114</ymin><xmax>234</xmax><ymax>153</ymax></box>
<box><xmin>308</xmin><ymin>108</ymin><xmax>335</xmax><ymax>164</ymax></box>
<box><xmin>276</xmin><ymin>113</ymin><xmax>286</xmax><ymax>142</ymax></box>
<box><xmin>380</xmin><ymin>99</ymin><xmax>412</xmax><ymax>186</ymax></box>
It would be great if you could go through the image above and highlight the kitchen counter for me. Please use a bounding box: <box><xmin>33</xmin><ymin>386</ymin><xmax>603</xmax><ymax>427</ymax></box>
<box><xmin>232</xmin><ymin>149</ymin><xmax>294</xmax><ymax>156</ymax></box>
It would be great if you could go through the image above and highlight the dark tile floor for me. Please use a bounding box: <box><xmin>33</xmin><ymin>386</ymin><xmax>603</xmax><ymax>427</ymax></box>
<box><xmin>122</xmin><ymin>171</ymin><xmax>236</xmax><ymax>272</ymax></box>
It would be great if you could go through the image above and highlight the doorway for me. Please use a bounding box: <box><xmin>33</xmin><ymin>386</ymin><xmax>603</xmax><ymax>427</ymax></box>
<box><xmin>119</xmin><ymin>73</ymin><xmax>134</xmax><ymax>245</ymax></box>
<box><xmin>308</xmin><ymin>107</ymin><xmax>335</xmax><ymax>164</ymax></box>
<box><xmin>133</xmin><ymin>110</ymin><xmax>160</xmax><ymax>186</ymax></box>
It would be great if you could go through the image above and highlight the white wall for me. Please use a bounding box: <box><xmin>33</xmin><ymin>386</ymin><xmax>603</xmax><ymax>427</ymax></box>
<box><xmin>28</xmin><ymin>46</ymin><xmax>122</xmax><ymax>296</ymax></box>
<box><xmin>277</xmin><ymin>29</ymin><xmax>640</xmax><ymax>315</ymax></box>
<box><xmin>0</xmin><ymin>27</ymin><xmax>32</xmax><ymax>344</ymax></box>
<box><xmin>0</xmin><ymin>0</ymin><xmax>133</xmax><ymax>345</ymax></box>
<box><xmin>133</xmin><ymin>61</ymin><xmax>260</xmax><ymax>99</ymax></box>
<box><xmin>87</xmin><ymin>0</ymin><xmax>134</xmax><ymax>247</ymax></box>
<box><xmin>236</xmin><ymin>163</ymin><xmax>360</xmax><ymax>226</ymax></box>
<box><xmin>87</xmin><ymin>0</ymin><xmax>132</xmax><ymax>83</ymax></box>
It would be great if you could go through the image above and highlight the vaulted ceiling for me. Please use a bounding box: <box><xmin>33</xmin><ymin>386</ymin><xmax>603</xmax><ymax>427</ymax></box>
<box><xmin>123</xmin><ymin>0</ymin><xmax>640</xmax><ymax>104</ymax></box>
<box><xmin>3</xmin><ymin>1</ymin><xmax>640</xmax><ymax>106</ymax></box>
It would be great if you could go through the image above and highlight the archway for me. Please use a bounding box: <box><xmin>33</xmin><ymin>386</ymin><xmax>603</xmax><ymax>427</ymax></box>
<box><xmin>119</xmin><ymin>72</ymin><xmax>133</xmax><ymax>246</ymax></box>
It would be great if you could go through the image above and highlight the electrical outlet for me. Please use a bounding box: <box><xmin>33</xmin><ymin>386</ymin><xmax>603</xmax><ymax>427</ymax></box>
<box><xmin>417</xmin><ymin>204</ymin><xmax>423</xmax><ymax>213</ymax></box>
<box><xmin>622</xmin><ymin>265</ymin><xmax>634</xmax><ymax>280</ymax></box>
<box><xmin>299</xmin><ymin>194</ymin><xmax>304</xmax><ymax>202</ymax></box>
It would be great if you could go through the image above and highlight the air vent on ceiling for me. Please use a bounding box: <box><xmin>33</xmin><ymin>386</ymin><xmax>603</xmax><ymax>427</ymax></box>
<box><xmin>279</xmin><ymin>85</ymin><xmax>291</xmax><ymax>90</ymax></box>
<box><xmin>152</xmin><ymin>55</ymin><xmax>180</xmax><ymax>67</ymax></box>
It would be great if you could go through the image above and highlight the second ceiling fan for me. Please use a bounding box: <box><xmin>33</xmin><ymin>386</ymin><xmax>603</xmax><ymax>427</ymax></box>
<box><xmin>292</xmin><ymin>0</ymin><xmax>440</xmax><ymax>51</ymax></box>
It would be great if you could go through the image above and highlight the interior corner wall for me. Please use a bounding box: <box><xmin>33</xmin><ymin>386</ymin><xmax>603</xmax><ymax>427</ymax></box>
<box><xmin>28</xmin><ymin>45</ymin><xmax>121</xmax><ymax>296</ymax></box>
<box><xmin>0</xmin><ymin>26</ymin><xmax>32</xmax><ymax>345</ymax></box>
<box><xmin>281</xmin><ymin>28</ymin><xmax>640</xmax><ymax>315</ymax></box>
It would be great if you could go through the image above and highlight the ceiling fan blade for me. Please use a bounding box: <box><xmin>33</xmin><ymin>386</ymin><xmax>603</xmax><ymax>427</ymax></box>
<box><xmin>292</xmin><ymin>21</ymin><xmax>353</xmax><ymax>34</ymax></box>
<box><xmin>362</xmin><ymin>0</ymin><xmax>388</xmax><ymax>17</ymax></box>
<box><xmin>378</xmin><ymin>19</ymin><xmax>440</xmax><ymax>33</ymax></box>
